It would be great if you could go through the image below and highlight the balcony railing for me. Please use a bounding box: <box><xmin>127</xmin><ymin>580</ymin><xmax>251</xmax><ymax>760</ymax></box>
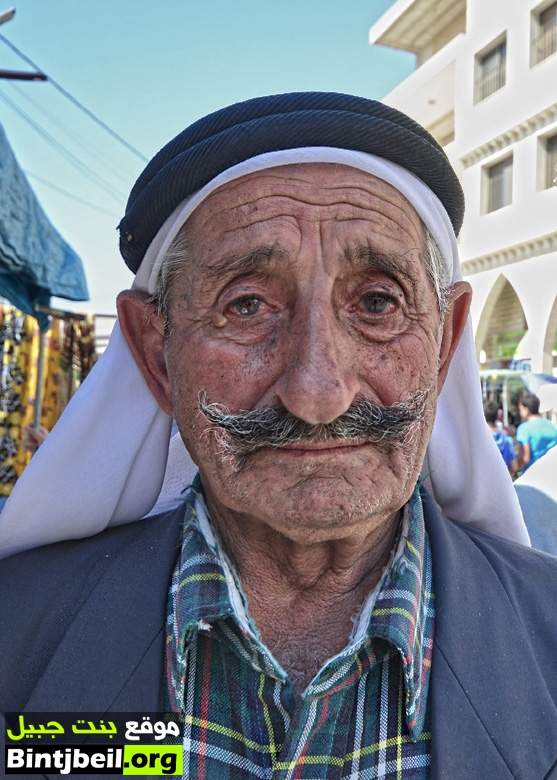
<box><xmin>475</xmin><ymin>63</ymin><xmax>506</xmax><ymax>102</ymax></box>
<box><xmin>532</xmin><ymin>25</ymin><xmax>557</xmax><ymax>65</ymax></box>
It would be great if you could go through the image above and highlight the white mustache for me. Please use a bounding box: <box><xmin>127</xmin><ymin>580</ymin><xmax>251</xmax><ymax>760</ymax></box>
<box><xmin>198</xmin><ymin>389</ymin><xmax>430</xmax><ymax>457</ymax></box>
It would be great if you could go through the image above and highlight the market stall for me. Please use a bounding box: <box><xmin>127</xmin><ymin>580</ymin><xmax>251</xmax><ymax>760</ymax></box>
<box><xmin>0</xmin><ymin>121</ymin><xmax>91</xmax><ymax>500</ymax></box>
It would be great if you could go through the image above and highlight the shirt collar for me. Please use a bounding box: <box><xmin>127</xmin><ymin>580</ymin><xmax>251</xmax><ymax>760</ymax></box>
<box><xmin>171</xmin><ymin>480</ymin><xmax>433</xmax><ymax>737</ymax></box>
<box><xmin>365</xmin><ymin>486</ymin><xmax>434</xmax><ymax>738</ymax></box>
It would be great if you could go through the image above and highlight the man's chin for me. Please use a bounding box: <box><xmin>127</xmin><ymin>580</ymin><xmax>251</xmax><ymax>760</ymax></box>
<box><xmin>254</xmin><ymin>485</ymin><xmax>399</xmax><ymax>542</ymax></box>
<box><xmin>215</xmin><ymin>461</ymin><xmax>403</xmax><ymax>538</ymax></box>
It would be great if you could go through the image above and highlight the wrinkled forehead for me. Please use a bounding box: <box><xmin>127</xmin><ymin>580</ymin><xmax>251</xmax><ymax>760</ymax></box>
<box><xmin>133</xmin><ymin>151</ymin><xmax>458</xmax><ymax>295</ymax></box>
<box><xmin>183</xmin><ymin>162</ymin><xmax>425</xmax><ymax>246</ymax></box>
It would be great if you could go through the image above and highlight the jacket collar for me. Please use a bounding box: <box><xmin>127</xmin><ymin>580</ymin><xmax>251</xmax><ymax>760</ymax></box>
<box><xmin>424</xmin><ymin>490</ymin><xmax>557</xmax><ymax>779</ymax></box>
<box><xmin>24</xmin><ymin>504</ymin><xmax>186</xmax><ymax>714</ymax></box>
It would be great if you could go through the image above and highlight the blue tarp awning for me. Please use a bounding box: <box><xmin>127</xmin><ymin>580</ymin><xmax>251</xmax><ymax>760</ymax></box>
<box><xmin>0</xmin><ymin>121</ymin><xmax>89</xmax><ymax>328</ymax></box>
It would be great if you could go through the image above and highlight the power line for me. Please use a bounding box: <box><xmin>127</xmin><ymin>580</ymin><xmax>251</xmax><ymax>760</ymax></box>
<box><xmin>24</xmin><ymin>170</ymin><xmax>119</xmax><ymax>218</ymax></box>
<box><xmin>8</xmin><ymin>81</ymin><xmax>133</xmax><ymax>186</ymax></box>
<box><xmin>0</xmin><ymin>87</ymin><xmax>126</xmax><ymax>202</ymax></box>
<box><xmin>0</xmin><ymin>32</ymin><xmax>147</xmax><ymax>162</ymax></box>
<box><xmin>0</xmin><ymin>87</ymin><xmax>125</xmax><ymax>201</ymax></box>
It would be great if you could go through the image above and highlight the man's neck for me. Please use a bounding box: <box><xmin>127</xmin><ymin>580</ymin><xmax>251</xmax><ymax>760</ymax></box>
<box><xmin>522</xmin><ymin>414</ymin><xmax>538</xmax><ymax>424</ymax></box>
<box><xmin>202</xmin><ymin>492</ymin><xmax>402</xmax><ymax>694</ymax></box>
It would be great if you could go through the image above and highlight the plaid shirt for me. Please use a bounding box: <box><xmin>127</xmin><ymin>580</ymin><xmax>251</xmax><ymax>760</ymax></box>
<box><xmin>166</xmin><ymin>483</ymin><xmax>434</xmax><ymax>779</ymax></box>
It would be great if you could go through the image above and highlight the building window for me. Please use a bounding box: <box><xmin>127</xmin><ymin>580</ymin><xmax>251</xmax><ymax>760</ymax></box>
<box><xmin>483</xmin><ymin>156</ymin><xmax>513</xmax><ymax>213</ymax></box>
<box><xmin>539</xmin><ymin>133</ymin><xmax>557</xmax><ymax>189</ymax></box>
<box><xmin>531</xmin><ymin>1</ymin><xmax>557</xmax><ymax>65</ymax></box>
<box><xmin>547</xmin><ymin>135</ymin><xmax>557</xmax><ymax>187</ymax></box>
<box><xmin>475</xmin><ymin>36</ymin><xmax>507</xmax><ymax>102</ymax></box>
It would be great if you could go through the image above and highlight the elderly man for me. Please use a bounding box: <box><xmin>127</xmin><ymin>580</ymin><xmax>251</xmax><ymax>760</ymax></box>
<box><xmin>1</xmin><ymin>93</ymin><xmax>556</xmax><ymax>780</ymax></box>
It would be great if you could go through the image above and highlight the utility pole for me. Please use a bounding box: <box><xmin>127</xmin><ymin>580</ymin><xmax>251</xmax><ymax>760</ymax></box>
<box><xmin>0</xmin><ymin>7</ymin><xmax>15</xmax><ymax>25</ymax></box>
<box><xmin>0</xmin><ymin>8</ymin><xmax>47</xmax><ymax>81</ymax></box>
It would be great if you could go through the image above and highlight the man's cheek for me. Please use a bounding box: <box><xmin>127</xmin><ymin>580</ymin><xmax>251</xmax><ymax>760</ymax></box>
<box><xmin>357</xmin><ymin>342</ymin><xmax>436</xmax><ymax>404</ymax></box>
<box><xmin>189</xmin><ymin>355</ymin><xmax>275</xmax><ymax>412</ymax></box>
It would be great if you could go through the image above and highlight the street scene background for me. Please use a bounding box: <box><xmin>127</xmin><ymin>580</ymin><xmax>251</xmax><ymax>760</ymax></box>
<box><xmin>1</xmin><ymin>0</ymin><xmax>557</xmax><ymax>510</ymax></box>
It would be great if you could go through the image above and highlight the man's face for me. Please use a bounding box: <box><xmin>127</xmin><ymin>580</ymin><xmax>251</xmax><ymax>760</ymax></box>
<box><xmin>146</xmin><ymin>164</ymin><xmax>463</xmax><ymax>541</ymax></box>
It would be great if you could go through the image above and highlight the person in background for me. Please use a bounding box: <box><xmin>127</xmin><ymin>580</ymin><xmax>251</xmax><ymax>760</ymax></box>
<box><xmin>484</xmin><ymin>400</ymin><xmax>517</xmax><ymax>476</ymax></box>
<box><xmin>515</xmin><ymin>445</ymin><xmax>557</xmax><ymax>556</ymax></box>
<box><xmin>0</xmin><ymin>426</ymin><xmax>48</xmax><ymax>514</ymax></box>
<box><xmin>517</xmin><ymin>392</ymin><xmax>557</xmax><ymax>472</ymax></box>
<box><xmin>20</xmin><ymin>424</ymin><xmax>49</xmax><ymax>455</ymax></box>
<box><xmin>496</xmin><ymin>406</ymin><xmax>512</xmax><ymax>435</ymax></box>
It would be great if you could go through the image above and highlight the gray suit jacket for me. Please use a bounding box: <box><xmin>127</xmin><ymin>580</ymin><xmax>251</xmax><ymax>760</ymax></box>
<box><xmin>1</xmin><ymin>491</ymin><xmax>557</xmax><ymax>779</ymax></box>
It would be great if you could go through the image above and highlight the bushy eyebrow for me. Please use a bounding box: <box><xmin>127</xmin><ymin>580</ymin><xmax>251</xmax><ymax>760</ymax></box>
<box><xmin>204</xmin><ymin>245</ymin><xmax>288</xmax><ymax>279</ymax></box>
<box><xmin>203</xmin><ymin>242</ymin><xmax>418</xmax><ymax>286</ymax></box>
<box><xmin>345</xmin><ymin>245</ymin><xmax>417</xmax><ymax>286</ymax></box>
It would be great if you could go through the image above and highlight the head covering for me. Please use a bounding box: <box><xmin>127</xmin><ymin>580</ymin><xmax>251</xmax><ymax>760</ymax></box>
<box><xmin>0</xmin><ymin>93</ymin><xmax>529</xmax><ymax>557</ymax></box>
<box><xmin>119</xmin><ymin>92</ymin><xmax>464</xmax><ymax>271</ymax></box>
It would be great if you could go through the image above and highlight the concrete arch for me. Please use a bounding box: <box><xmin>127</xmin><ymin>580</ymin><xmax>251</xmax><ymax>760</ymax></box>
<box><xmin>475</xmin><ymin>273</ymin><xmax>528</xmax><ymax>365</ymax></box>
<box><xmin>542</xmin><ymin>296</ymin><xmax>557</xmax><ymax>375</ymax></box>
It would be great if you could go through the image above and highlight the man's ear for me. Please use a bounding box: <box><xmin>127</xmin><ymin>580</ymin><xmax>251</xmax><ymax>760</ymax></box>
<box><xmin>117</xmin><ymin>290</ymin><xmax>173</xmax><ymax>415</ymax></box>
<box><xmin>437</xmin><ymin>281</ymin><xmax>473</xmax><ymax>393</ymax></box>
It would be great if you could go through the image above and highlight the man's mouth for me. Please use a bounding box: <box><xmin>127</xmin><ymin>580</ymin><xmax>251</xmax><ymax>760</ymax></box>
<box><xmin>259</xmin><ymin>440</ymin><xmax>370</xmax><ymax>458</ymax></box>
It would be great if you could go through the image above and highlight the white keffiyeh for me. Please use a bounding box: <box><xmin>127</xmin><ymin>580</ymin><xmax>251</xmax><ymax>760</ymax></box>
<box><xmin>0</xmin><ymin>148</ymin><xmax>530</xmax><ymax>557</ymax></box>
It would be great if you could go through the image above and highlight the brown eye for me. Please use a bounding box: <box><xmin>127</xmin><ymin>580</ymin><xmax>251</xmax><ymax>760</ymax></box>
<box><xmin>230</xmin><ymin>297</ymin><xmax>262</xmax><ymax>317</ymax></box>
<box><xmin>361</xmin><ymin>292</ymin><xmax>393</xmax><ymax>314</ymax></box>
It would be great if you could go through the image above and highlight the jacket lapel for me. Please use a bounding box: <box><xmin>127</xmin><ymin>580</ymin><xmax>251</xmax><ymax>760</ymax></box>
<box><xmin>425</xmin><ymin>492</ymin><xmax>557</xmax><ymax>779</ymax></box>
<box><xmin>429</xmin><ymin>647</ymin><xmax>514</xmax><ymax>778</ymax></box>
<box><xmin>18</xmin><ymin>491</ymin><xmax>557</xmax><ymax>777</ymax></box>
<box><xmin>24</xmin><ymin>505</ymin><xmax>184</xmax><ymax>713</ymax></box>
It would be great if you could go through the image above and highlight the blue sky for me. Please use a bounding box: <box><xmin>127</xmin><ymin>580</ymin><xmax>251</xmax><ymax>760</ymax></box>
<box><xmin>0</xmin><ymin>0</ymin><xmax>414</xmax><ymax>313</ymax></box>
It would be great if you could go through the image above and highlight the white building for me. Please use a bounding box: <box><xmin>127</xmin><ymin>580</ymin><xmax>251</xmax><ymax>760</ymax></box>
<box><xmin>369</xmin><ymin>0</ymin><xmax>557</xmax><ymax>375</ymax></box>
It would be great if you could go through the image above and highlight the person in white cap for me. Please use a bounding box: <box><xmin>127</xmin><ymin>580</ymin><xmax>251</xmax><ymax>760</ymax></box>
<box><xmin>1</xmin><ymin>93</ymin><xmax>556</xmax><ymax>780</ymax></box>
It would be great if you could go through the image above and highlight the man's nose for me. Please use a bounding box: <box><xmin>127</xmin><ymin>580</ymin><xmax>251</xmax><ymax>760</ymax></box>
<box><xmin>274</xmin><ymin>304</ymin><xmax>359</xmax><ymax>425</ymax></box>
